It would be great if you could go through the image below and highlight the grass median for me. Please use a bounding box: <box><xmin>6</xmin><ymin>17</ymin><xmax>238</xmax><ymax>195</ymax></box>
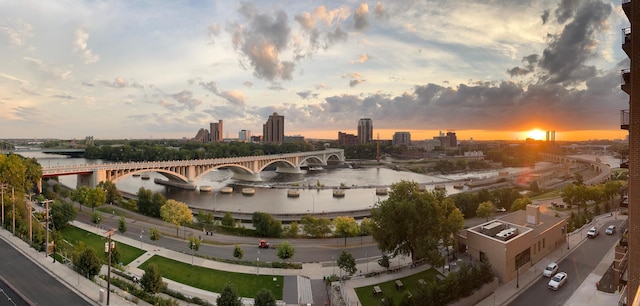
<box><xmin>139</xmin><ymin>255</ymin><xmax>283</xmax><ymax>299</ymax></box>
<box><xmin>60</xmin><ymin>226</ymin><xmax>146</xmax><ymax>265</ymax></box>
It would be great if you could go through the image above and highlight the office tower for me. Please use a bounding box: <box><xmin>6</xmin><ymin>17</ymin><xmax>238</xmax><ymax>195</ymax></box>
<box><xmin>239</xmin><ymin>130</ymin><xmax>251</xmax><ymax>142</ymax></box>
<box><xmin>209</xmin><ymin>120</ymin><xmax>223</xmax><ymax>142</ymax></box>
<box><xmin>263</xmin><ymin>112</ymin><xmax>284</xmax><ymax>144</ymax></box>
<box><xmin>622</xmin><ymin>0</ymin><xmax>640</xmax><ymax>302</ymax></box>
<box><xmin>357</xmin><ymin>118</ymin><xmax>373</xmax><ymax>144</ymax></box>
<box><xmin>392</xmin><ymin>132</ymin><xmax>411</xmax><ymax>146</ymax></box>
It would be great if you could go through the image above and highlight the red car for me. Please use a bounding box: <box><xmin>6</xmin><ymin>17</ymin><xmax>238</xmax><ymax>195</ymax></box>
<box><xmin>258</xmin><ymin>240</ymin><xmax>270</xmax><ymax>248</ymax></box>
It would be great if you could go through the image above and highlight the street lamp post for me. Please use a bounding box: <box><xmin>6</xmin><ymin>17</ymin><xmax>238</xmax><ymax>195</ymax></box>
<box><xmin>104</xmin><ymin>229</ymin><xmax>116</xmax><ymax>306</ymax></box>
<box><xmin>140</xmin><ymin>229</ymin><xmax>144</xmax><ymax>248</ymax></box>
<box><xmin>366</xmin><ymin>252</ymin><xmax>369</xmax><ymax>274</ymax></box>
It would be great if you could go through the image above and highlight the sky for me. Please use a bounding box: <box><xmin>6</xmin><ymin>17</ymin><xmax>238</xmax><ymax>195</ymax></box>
<box><xmin>0</xmin><ymin>0</ymin><xmax>632</xmax><ymax>142</ymax></box>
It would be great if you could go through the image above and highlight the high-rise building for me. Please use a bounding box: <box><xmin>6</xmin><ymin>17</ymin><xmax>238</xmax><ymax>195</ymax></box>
<box><xmin>392</xmin><ymin>132</ymin><xmax>411</xmax><ymax>146</ymax></box>
<box><xmin>357</xmin><ymin>118</ymin><xmax>373</xmax><ymax>144</ymax></box>
<box><xmin>263</xmin><ymin>112</ymin><xmax>284</xmax><ymax>144</ymax></box>
<box><xmin>239</xmin><ymin>130</ymin><xmax>251</xmax><ymax>142</ymax></box>
<box><xmin>209</xmin><ymin>120</ymin><xmax>223</xmax><ymax>142</ymax></box>
<box><xmin>621</xmin><ymin>1</ymin><xmax>639</xmax><ymax>302</ymax></box>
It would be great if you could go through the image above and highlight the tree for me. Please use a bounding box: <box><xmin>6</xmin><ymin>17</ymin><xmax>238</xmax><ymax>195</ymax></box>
<box><xmin>97</xmin><ymin>180</ymin><xmax>122</xmax><ymax>205</ymax></box>
<box><xmin>85</xmin><ymin>187</ymin><xmax>106</xmax><ymax>212</ymax></box>
<box><xmin>50</xmin><ymin>200</ymin><xmax>77</xmax><ymax>230</ymax></box>
<box><xmin>378</xmin><ymin>254</ymin><xmax>390</xmax><ymax>269</ymax></box>
<box><xmin>333</xmin><ymin>216</ymin><xmax>359</xmax><ymax>246</ymax></box>
<box><xmin>196</xmin><ymin>210</ymin><xmax>215</xmax><ymax>232</ymax></box>
<box><xmin>603</xmin><ymin>180</ymin><xmax>623</xmax><ymax>206</ymax></box>
<box><xmin>217</xmin><ymin>285</ymin><xmax>242</xmax><ymax>306</ymax></box>
<box><xmin>140</xmin><ymin>264</ymin><xmax>164</xmax><ymax>294</ymax></box>
<box><xmin>222</xmin><ymin>212</ymin><xmax>235</xmax><ymax>227</ymax></box>
<box><xmin>160</xmin><ymin>199</ymin><xmax>193</xmax><ymax>237</ymax></box>
<box><xmin>337</xmin><ymin>250</ymin><xmax>357</xmax><ymax>276</ymax></box>
<box><xmin>254</xmin><ymin>288</ymin><xmax>277</xmax><ymax>306</ymax></box>
<box><xmin>149</xmin><ymin>192</ymin><xmax>167</xmax><ymax>218</ymax></box>
<box><xmin>511</xmin><ymin>197</ymin><xmax>532</xmax><ymax>211</ymax></box>
<box><xmin>189</xmin><ymin>236</ymin><xmax>201</xmax><ymax>265</ymax></box>
<box><xmin>136</xmin><ymin>187</ymin><xmax>153</xmax><ymax>215</ymax></box>
<box><xmin>149</xmin><ymin>227</ymin><xmax>161</xmax><ymax>242</ymax></box>
<box><xmin>252</xmin><ymin>212</ymin><xmax>283</xmax><ymax>237</ymax></box>
<box><xmin>71</xmin><ymin>185</ymin><xmax>91</xmax><ymax>212</ymax></box>
<box><xmin>233</xmin><ymin>245</ymin><xmax>244</xmax><ymax>260</ymax></box>
<box><xmin>72</xmin><ymin>242</ymin><xmax>101</xmax><ymax>279</ymax></box>
<box><xmin>91</xmin><ymin>211</ymin><xmax>102</xmax><ymax>225</ymax></box>
<box><xmin>371</xmin><ymin>180</ymin><xmax>457</xmax><ymax>265</ymax></box>
<box><xmin>118</xmin><ymin>217</ymin><xmax>127</xmax><ymax>233</ymax></box>
<box><xmin>285</xmin><ymin>221</ymin><xmax>299</xmax><ymax>238</ymax></box>
<box><xmin>441</xmin><ymin>198</ymin><xmax>464</xmax><ymax>261</ymax></box>
<box><xmin>301</xmin><ymin>214</ymin><xmax>332</xmax><ymax>238</ymax></box>
<box><xmin>276</xmin><ymin>241</ymin><xmax>295</xmax><ymax>263</ymax></box>
<box><xmin>359</xmin><ymin>217</ymin><xmax>373</xmax><ymax>244</ymax></box>
<box><xmin>476</xmin><ymin>201</ymin><xmax>494</xmax><ymax>221</ymax></box>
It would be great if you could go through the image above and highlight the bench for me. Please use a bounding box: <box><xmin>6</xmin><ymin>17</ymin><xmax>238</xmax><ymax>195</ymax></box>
<box><xmin>436</xmin><ymin>274</ymin><xmax>445</xmax><ymax>281</ymax></box>
<box><xmin>418</xmin><ymin>279</ymin><xmax>426</xmax><ymax>286</ymax></box>
<box><xmin>373</xmin><ymin>285</ymin><xmax>382</xmax><ymax>295</ymax></box>
<box><xmin>395</xmin><ymin>280</ymin><xmax>404</xmax><ymax>290</ymax></box>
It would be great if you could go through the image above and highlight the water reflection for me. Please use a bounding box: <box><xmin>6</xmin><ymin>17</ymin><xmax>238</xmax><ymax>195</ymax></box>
<box><xmin>17</xmin><ymin>151</ymin><xmax>588</xmax><ymax>214</ymax></box>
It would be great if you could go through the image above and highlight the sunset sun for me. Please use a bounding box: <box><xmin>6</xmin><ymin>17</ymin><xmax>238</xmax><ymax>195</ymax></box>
<box><xmin>526</xmin><ymin>129</ymin><xmax>546</xmax><ymax>140</ymax></box>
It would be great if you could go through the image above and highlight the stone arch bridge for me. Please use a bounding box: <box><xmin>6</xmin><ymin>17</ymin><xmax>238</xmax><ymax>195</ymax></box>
<box><xmin>40</xmin><ymin>149</ymin><xmax>345</xmax><ymax>190</ymax></box>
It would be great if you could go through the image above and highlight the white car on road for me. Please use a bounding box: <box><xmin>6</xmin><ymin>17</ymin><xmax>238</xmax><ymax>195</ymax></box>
<box><xmin>548</xmin><ymin>272</ymin><xmax>568</xmax><ymax>290</ymax></box>
<box><xmin>587</xmin><ymin>227</ymin><xmax>598</xmax><ymax>238</ymax></box>
<box><xmin>543</xmin><ymin>262</ymin><xmax>559</xmax><ymax>277</ymax></box>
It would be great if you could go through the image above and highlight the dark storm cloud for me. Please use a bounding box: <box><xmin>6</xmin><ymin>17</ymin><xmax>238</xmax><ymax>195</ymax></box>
<box><xmin>509</xmin><ymin>1</ymin><xmax>612</xmax><ymax>86</ymax></box>
<box><xmin>555</xmin><ymin>0</ymin><xmax>580</xmax><ymax>24</ymax></box>
<box><xmin>301</xmin><ymin>65</ymin><xmax>625</xmax><ymax>133</ymax></box>
<box><xmin>539</xmin><ymin>0</ymin><xmax>612</xmax><ymax>85</ymax></box>
<box><xmin>326</xmin><ymin>26</ymin><xmax>347</xmax><ymax>46</ymax></box>
<box><xmin>541</xmin><ymin>9</ymin><xmax>550</xmax><ymax>25</ymax></box>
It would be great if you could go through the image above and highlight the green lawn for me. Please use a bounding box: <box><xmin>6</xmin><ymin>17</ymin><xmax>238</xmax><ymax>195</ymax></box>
<box><xmin>60</xmin><ymin>226</ymin><xmax>146</xmax><ymax>265</ymax></box>
<box><xmin>139</xmin><ymin>255</ymin><xmax>283</xmax><ymax>300</ymax></box>
<box><xmin>354</xmin><ymin>268</ymin><xmax>441</xmax><ymax>306</ymax></box>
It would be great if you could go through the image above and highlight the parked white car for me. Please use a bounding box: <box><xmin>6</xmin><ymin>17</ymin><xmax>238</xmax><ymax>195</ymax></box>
<box><xmin>548</xmin><ymin>272</ymin><xmax>568</xmax><ymax>290</ymax></box>
<box><xmin>543</xmin><ymin>262</ymin><xmax>559</xmax><ymax>277</ymax></box>
<box><xmin>587</xmin><ymin>227</ymin><xmax>598</xmax><ymax>238</ymax></box>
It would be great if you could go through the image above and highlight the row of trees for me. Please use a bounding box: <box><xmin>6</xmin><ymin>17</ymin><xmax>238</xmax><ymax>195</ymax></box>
<box><xmin>560</xmin><ymin>178</ymin><xmax>623</xmax><ymax>213</ymax></box>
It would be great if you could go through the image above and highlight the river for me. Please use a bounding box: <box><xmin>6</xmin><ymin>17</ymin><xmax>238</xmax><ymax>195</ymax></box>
<box><xmin>17</xmin><ymin>151</ymin><xmax>597</xmax><ymax>214</ymax></box>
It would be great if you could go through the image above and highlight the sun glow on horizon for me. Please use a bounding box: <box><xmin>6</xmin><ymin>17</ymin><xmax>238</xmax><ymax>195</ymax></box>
<box><xmin>526</xmin><ymin>129</ymin><xmax>546</xmax><ymax>140</ymax></box>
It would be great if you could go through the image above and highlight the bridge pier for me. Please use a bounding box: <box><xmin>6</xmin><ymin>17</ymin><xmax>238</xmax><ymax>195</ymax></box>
<box><xmin>231</xmin><ymin>173</ymin><xmax>262</xmax><ymax>182</ymax></box>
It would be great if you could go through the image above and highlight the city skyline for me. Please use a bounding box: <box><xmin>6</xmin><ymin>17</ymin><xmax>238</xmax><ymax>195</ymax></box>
<box><xmin>0</xmin><ymin>0</ymin><xmax>630</xmax><ymax>141</ymax></box>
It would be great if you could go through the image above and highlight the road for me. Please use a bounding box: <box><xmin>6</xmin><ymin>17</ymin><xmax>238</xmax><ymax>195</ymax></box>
<box><xmin>508</xmin><ymin>219</ymin><xmax>624</xmax><ymax>306</ymax></box>
<box><xmin>77</xmin><ymin>208</ymin><xmax>382</xmax><ymax>264</ymax></box>
<box><xmin>0</xmin><ymin>238</ymin><xmax>91</xmax><ymax>306</ymax></box>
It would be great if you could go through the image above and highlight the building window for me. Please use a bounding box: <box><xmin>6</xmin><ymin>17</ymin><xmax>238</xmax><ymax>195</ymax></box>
<box><xmin>538</xmin><ymin>241</ymin><xmax>541</xmax><ymax>251</ymax></box>
<box><xmin>543</xmin><ymin>238</ymin><xmax>546</xmax><ymax>249</ymax></box>
<box><xmin>515</xmin><ymin>248</ymin><xmax>531</xmax><ymax>270</ymax></box>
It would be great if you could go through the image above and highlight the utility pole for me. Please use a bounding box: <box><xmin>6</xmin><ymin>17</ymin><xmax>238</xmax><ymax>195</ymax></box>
<box><xmin>28</xmin><ymin>200</ymin><xmax>32</xmax><ymax>243</ymax></box>
<box><xmin>104</xmin><ymin>228</ymin><xmax>116</xmax><ymax>306</ymax></box>
<box><xmin>0</xmin><ymin>183</ymin><xmax>7</xmax><ymax>226</ymax></box>
<box><xmin>43</xmin><ymin>199</ymin><xmax>53</xmax><ymax>257</ymax></box>
<box><xmin>12</xmin><ymin>187</ymin><xmax>15</xmax><ymax>235</ymax></box>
